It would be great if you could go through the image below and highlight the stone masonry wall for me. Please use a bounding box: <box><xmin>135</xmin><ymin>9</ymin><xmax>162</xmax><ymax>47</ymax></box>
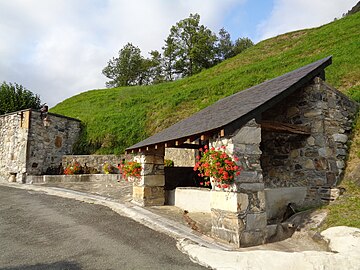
<box><xmin>62</xmin><ymin>155</ymin><xmax>123</xmax><ymax>174</ymax></box>
<box><xmin>26</xmin><ymin>111</ymin><xmax>81</xmax><ymax>175</ymax></box>
<box><xmin>0</xmin><ymin>110</ymin><xmax>30</xmax><ymax>182</ymax></box>
<box><xmin>210</xmin><ymin>119</ymin><xmax>267</xmax><ymax>247</ymax></box>
<box><xmin>165</xmin><ymin>148</ymin><xmax>196</xmax><ymax>167</ymax></box>
<box><xmin>260</xmin><ymin>77</ymin><xmax>358</xmax><ymax>204</ymax></box>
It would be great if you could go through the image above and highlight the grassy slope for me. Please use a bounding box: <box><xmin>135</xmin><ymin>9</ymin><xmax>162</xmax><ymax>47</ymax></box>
<box><xmin>52</xmin><ymin>13</ymin><xmax>360</xmax><ymax>154</ymax></box>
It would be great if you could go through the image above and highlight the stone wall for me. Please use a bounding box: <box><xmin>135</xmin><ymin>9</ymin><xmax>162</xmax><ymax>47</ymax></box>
<box><xmin>0</xmin><ymin>110</ymin><xmax>30</xmax><ymax>182</ymax></box>
<box><xmin>26</xmin><ymin>111</ymin><xmax>81</xmax><ymax>176</ymax></box>
<box><xmin>260</xmin><ymin>78</ymin><xmax>358</xmax><ymax>192</ymax></box>
<box><xmin>165</xmin><ymin>148</ymin><xmax>196</xmax><ymax>167</ymax></box>
<box><xmin>0</xmin><ymin>109</ymin><xmax>81</xmax><ymax>182</ymax></box>
<box><xmin>62</xmin><ymin>155</ymin><xmax>123</xmax><ymax>174</ymax></box>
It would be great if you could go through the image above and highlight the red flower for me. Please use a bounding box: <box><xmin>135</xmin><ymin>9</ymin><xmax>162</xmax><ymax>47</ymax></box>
<box><xmin>193</xmin><ymin>145</ymin><xmax>242</xmax><ymax>188</ymax></box>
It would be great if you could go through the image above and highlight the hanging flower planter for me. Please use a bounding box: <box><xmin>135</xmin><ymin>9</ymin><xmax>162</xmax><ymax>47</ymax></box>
<box><xmin>118</xmin><ymin>160</ymin><xmax>142</xmax><ymax>182</ymax></box>
<box><xmin>193</xmin><ymin>145</ymin><xmax>242</xmax><ymax>190</ymax></box>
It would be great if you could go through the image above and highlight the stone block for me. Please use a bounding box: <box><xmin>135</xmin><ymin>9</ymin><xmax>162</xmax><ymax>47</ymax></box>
<box><xmin>318</xmin><ymin>147</ymin><xmax>333</xmax><ymax>158</ymax></box>
<box><xmin>142</xmin><ymin>164</ymin><xmax>164</xmax><ymax>175</ymax></box>
<box><xmin>246</xmin><ymin>212</ymin><xmax>267</xmax><ymax>230</ymax></box>
<box><xmin>336</xmin><ymin>148</ymin><xmax>347</xmax><ymax>156</ymax></box>
<box><xmin>240</xmin><ymin>230</ymin><xmax>266</xmax><ymax>247</ymax></box>
<box><xmin>304</xmin><ymin>110</ymin><xmax>322</xmax><ymax>117</ymax></box>
<box><xmin>137</xmin><ymin>154</ymin><xmax>164</xmax><ymax>165</ymax></box>
<box><xmin>237</xmin><ymin>171</ymin><xmax>263</xmax><ymax>183</ymax></box>
<box><xmin>332</xmin><ymin>134</ymin><xmax>348</xmax><ymax>143</ymax></box>
<box><xmin>232</xmin><ymin>126</ymin><xmax>261</xmax><ymax>145</ymax></box>
<box><xmin>139</xmin><ymin>174</ymin><xmax>165</xmax><ymax>186</ymax></box>
<box><xmin>314</xmin><ymin>158</ymin><xmax>327</xmax><ymax>171</ymax></box>
<box><xmin>211</xmin><ymin>227</ymin><xmax>240</xmax><ymax>246</ymax></box>
<box><xmin>210</xmin><ymin>191</ymin><xmax>248</xmax><ymax>213</ymax></box>
<box><xmin>306</xmin><ymin>136</ymin><xmax>315</xmax><ymax>146</ymax></box>
<box><xmin>336</xmin><ymin>160</ymin><xmax>345</xmax><ymax>169</ymax></box>
<box><xmin>289</xmin><ymin>149</ymin><xmax>299</xmax><ymax>158</ymax></box>
<box><xmin>303</xmin><ymin>159</ymin><xmax>315</xmax><ymax>170</ymax></box>
<box><xmin>133</xmin><ymin>186</ymin><xmax>165</xmax><ymax>206</ymax></box>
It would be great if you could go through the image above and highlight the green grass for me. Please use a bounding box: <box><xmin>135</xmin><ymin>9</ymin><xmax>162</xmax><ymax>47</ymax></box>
<box><xmin>321</xmin><ymin>180</ymin><xmax>360</xmax><ymax>229</ymax></box>
<box><xmin>51</xmin><ymin>13</ymin><xmax>360</xmax><ymax>154</ymax></box>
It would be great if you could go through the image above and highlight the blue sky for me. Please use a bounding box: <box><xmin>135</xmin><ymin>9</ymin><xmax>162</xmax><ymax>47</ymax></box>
<box><xmin>0</xmin><ymin>0</ymin><xmax>357</xmax><ymax>107</ymax></box>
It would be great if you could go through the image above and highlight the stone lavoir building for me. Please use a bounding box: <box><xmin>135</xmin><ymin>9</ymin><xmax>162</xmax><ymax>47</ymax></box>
<box><xmin>0</xmin><ymin>109</ymin><xmax>80</xmax><ymax>183</ymax></box>
<box><xmin>126</xmin><ymin>56</ymin><xmax>359</xmax><ymax>247</ymax></box>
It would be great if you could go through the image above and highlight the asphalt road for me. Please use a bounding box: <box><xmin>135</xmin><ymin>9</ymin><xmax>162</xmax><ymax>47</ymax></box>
<box><xmin>0</xmin><ymin>186</ymin><xmax>206</xmax><ymax>270</ymax></box>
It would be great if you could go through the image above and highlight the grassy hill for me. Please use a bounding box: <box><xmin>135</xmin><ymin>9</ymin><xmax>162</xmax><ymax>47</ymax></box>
<box><xmin>51</xmin><ymin>13</ymin><xmax>360</xmax><ymax>155</ymax></box>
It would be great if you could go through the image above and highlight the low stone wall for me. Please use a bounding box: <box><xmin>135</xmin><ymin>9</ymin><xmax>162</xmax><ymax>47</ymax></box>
<box><xmin>62</xmin><ymin>155</ymin><xmax>123</xmax><ymax>173</ymax></box>
<box><xmin>26</xmin><ymin>174</ymin><xmax>120</xmax><ymax>184</ymax></box>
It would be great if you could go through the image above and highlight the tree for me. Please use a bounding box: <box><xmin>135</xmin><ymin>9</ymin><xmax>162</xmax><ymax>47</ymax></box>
<box><xmin>163</xmin><ymin>13</ymin><xmax>217</xmax><ymax>78</ymax></box>
<box><xmin>233</xmin><ymin>37</ymin><xmax>254</xmax><ymax>56</ymax></box>
<box><xmin>0</xmin><ymin>82</ymin><xmax>41</xmax><ymax>115</ymax></box>
<box><xmin>147</xmin><ymin>50</ymin><xmax>165</xmax><ymax>84</ymax></box>
<box><xmin>102</xmin><ymin>43</ymin><xmax>146</xmax><ymax>87</ymax></box>
<box><xmin>162</xmin><ymin>36</ymin><xmax>177</xmax><ymax>81</ymax></box>
<box><xmin>216</xmin><ymin>28</ymin><xmax>234</xmax><ymax>61</ymax></box>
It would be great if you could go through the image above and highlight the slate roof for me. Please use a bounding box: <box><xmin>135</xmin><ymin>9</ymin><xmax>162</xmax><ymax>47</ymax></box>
<box><xmin>127</xmin><ymin>56</ymin><xmax>332</xmax><ymax>151</ymax></box>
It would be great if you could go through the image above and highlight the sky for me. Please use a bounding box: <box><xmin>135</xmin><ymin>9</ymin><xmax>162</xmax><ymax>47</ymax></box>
<box><xmin>0</xmin><ymin>0</ymin><xmax>357</xmax><ymax>107</ymax></box>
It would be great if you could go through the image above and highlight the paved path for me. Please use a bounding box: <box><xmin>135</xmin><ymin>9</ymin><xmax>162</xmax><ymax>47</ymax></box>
<box><xmin>0</xmin><ymin>186</ymin><xmax>206</xmax><ymax>270</ymax></box>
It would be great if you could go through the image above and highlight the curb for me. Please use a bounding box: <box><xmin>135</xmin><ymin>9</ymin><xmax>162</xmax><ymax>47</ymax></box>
<box><xmin>0</xmin><ymin>182</ymin><xmax>232</xmax><ymax>251</ymax></box>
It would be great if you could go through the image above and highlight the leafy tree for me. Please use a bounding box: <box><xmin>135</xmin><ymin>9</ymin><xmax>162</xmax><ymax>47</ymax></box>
<box><xmin>163</xmin><ymin>13</ymin><xmax>217</xmax><ymax>78</ymax></box>
<box><xmin>147</xmin><ymin>50</ymin><xmax>165</xmax><ymax>84</ymax></box>
<box><xmin>233</xmin><ymin>37</ymin><xmax>254</xmax><ymax>56</ymax></box>
<box><xmin>216</xmin><ymin>28</ymin><xmax>234</xmax><ymax>61</ymax></box>
<box><xmin>102</xmin><ymin>43</ymin><xmax>146</xmax><ymax>87</ymax></box>
<box><xmin>0</xmin><ymin>82</ymin><xmax>41</xmax><ymax>115</ymax></box>
<box><xmin>162</xmin><ymin>36</ymin><xmax>177</xmax><ymax>81</ymax></box>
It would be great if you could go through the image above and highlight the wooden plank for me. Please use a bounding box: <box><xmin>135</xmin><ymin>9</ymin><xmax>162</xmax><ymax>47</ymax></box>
<box><xmin>261</xmin><ymin>120</ymin><xmax>311</xmax><ymax>135</ymax></box>
<box><xmin>173</xmin><ymin>143</ymin><xmax>202</xmax><ymax>149</ymax></box>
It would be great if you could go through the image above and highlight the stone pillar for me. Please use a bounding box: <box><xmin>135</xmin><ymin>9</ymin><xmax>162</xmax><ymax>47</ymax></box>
<box><xmin>132</xmin><ymin>146</ymin><xmax>165</xmax><ymax>206</ymax></box>
<box><xmin>210</xmin><ymin>119</ymin><xmax>267</xmax><ymax>247</ymax></box>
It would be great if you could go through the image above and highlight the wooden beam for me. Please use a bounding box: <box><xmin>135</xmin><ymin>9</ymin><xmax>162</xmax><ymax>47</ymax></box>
<box><xmin>173</xmin><ymin>143</ymin><xmax>202</xmax><ymax>149</ymax></box>
<box><xmin>261</xmin><ymin>120</ymin><xmax>311</xmax><ymax>135</ymax></box>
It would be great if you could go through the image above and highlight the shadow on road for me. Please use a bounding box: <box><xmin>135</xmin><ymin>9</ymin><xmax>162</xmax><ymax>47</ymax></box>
<box><xmin>1</xmin><ymin>261</ymin><xmax>81</xmax><ymax>270</ymax></box>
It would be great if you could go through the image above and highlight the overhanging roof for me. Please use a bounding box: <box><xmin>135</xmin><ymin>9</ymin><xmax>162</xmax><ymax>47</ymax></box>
<box><xmin>127</xmin><ymin>56</ymin><xmax>332</xmax><ymax>151</ymax></box>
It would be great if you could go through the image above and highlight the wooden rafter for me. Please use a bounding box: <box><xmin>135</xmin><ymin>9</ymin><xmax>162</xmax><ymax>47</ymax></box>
<box><xmin>260</xmin><ymin>120</ymin><xmax>311</xmax><ymax>135</ymax></box>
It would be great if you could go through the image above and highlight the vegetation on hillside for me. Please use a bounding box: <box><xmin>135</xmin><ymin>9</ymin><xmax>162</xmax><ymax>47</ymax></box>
<box><xmin>0</xmin><ymin>82</ymin><xmax>41</xmax><ymax>115</ymax></box>
<box><xmin>52</xmin><ymin>12</ymin><xmax>360</xmax><ymax>155</ymax></box>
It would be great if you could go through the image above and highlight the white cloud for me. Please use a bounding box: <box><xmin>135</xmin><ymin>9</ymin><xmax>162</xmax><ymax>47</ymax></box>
<box><xmin>257</xmin><ymin>0</ymin><xmax>357</xmax><ymax>41</ymax></box>
<box><xmin>0</xmin><ymin>0</ymin><xmax>239</xmax><ymax>107</ymax></box>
